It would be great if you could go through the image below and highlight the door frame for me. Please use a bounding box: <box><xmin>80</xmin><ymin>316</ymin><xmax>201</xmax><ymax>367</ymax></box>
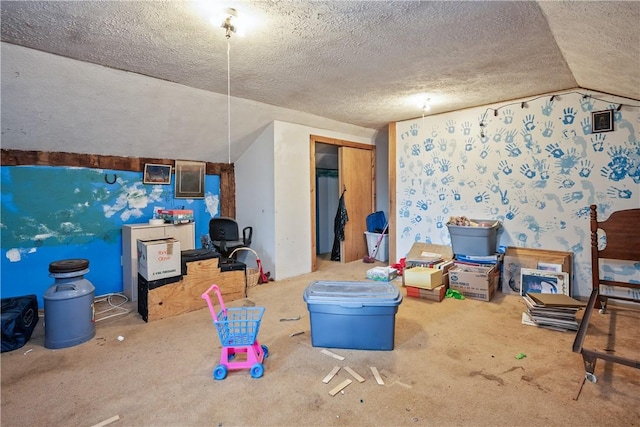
<box><xmin>309</xmin><ymin>135</ymin><xmax>375</xmax><ymax>271</ymax></box>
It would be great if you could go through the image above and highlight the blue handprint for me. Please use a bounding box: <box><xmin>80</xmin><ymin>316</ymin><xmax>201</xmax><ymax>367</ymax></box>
<box><xmin>606</xmin><ymin>187</ymin><xmax>632</xmax><ymax>199</ymax></box>
<box><xmin>500</xmin><ymin>189</ymin><xmax>509</xmax><ymax>205</ymax></box>
<box><xmin>580</xmin><ymin>117</ymin><xmax>591</xmax><ymax>135</ymax></box>
<box><xmin>438</xmin><ymin>159</ymin><xmax>451</xmax><ymax>173</ymax></box>
<box><xmin>578</xmin><ymin>159</ymin><xmax>594</xmax><ymax>178</ymax></box>
<box><xmin>516</xmin><ymin>190</ymin><xmax>528</xmax><ymax>204</ymax></box>
<box><xmin>498</xmin><ymin>160</ymin><xmax>513</xmax><ymax>175</ymax></box>
<box><xmin>399</xmin><ymin>205</ymin><xmax>411</xmax><ymax>218</ymax></box>
<box><xmin>404</xmin><ymin>187</ymin><xmax>417</xmax><ymax>196</ymax></box>
<box><xmin>580</xmin><ymin>96</ymin><xmax>594</xmax><ymax>112</ymax></box>
<box><xmin>520</xmin><ymin>164</ymin><xmax>536</xmax><ymax>179</ymax></box>
<box><xmin>541</xmin><ymin>100</ymin><xmax>553</xmax><ymax>116</ymax></box>
<box><xmin>464</xmin><ymin>138</ymin><xmax>474</xmax><ymax>152</ymax></box>
<box><xmin>461</xmin><ymin>121</ymin><xmax>472</xmax><ymax>135</ymax></box>
<box><xmin>474</xmin><ymin>192</ymin><xmax>490</xmax><ymax>203</ymax></box>
<box><xmin>561</xmin><ymin>107</ymin><xmax>577</xmax><ymax>125</ymax></box>
<box><xmin>608</xmin><ymin>104</ymin><xmax>622</xmax><ymax>122</ymax></box>
<box><xmin>505</xmin><ymin>129</ymin><xmax>517</xmax><ymax>144</ymax></box>
<box><xmin>476</xmin><ymin>163</ymin><xmax>488</xmax><ymax>174</ymax></box>
<box><xmin>555</xmin><ymin>177</ymin><xmax>575</xmax><ymax>189</ymax></box>
<box><xmin>410</xmin><ymin>215</ymin><xmax>423</xmax><ymax>225</ymax></box>
<box><xmin>506</xmin><ymin>143</ymin><xmax>522</xmax><ymax>157</ymax></box>
<box><xmin>545</xmin><ymin>143</ymin><xmax>564</xmax><ymax>158</ymax></box>
<box><xmin>438</xmin><ymin>138</ymin><xmax>448</xmax><ymax>151</ymax></box>
<box><xmin>437</xmin><ymin>188</ymin><xmax>446</xmax><ymax>201</ymax></box>
<box><xmin>523</xmin><ymin>114</ymin><xmax>536</xmax><ymax>131</ymax></box>
<box><xmin>555</xmin><ymin>147</ymin><xmax>580</xmax><ymax>175</ymax></box>
<box><xmin>503</xmin><ymin>109</ymin><xmax>514</xmax><ymax>124</ymax></box>
<box><xmin>446</xmin><ymin>120</ymin><xmax>456</xmax><ymax>134</ymax></box>
<box><xmin>487</xmin><ymin>180</ymin><xmax>500</xmax><ymax>193</ymax></box>
<box><xmin>542</xmin><ymin>121</ymin><xmax>554</xmax><ymax>137</ymax></box>
<box><xmin>410</xmin><ymin>124</ymin><xmax>419</xmax><ymax>136</ymax></box>
<box><xmin>424</xmin><ymin>163</ymin><xmax>435</xmax><ymax>176</ymax></box>
<box><xmin>493</xmin><ymin>128</ymin><xmax>505</xmax><ymax>142</ymax></box>
<box><xmin>505</xmin><ymin>206</ymin><xmax>519</xmax><ymax>220</ymax></box>
<box><xmin>562</xmin><ymin>191</ymin><xmax>583</xmax><ymax>203</ymax></box>
<box><xmin>436</xmin><ymin>215</ymin><xmax>445</xmax><ymax>229</ymax></box>
<box><xmin>441</xmin><ymin>174</ymin><xmax>454</xmax><ymax>185</ymax></box>
<box><xmin>423</xmin><ymin>138</ymin><xmax>435</xmax><ymax>152</ymax></box>
<box><xmin>416</xmin><ymin>200</ymin><xmax>429</xmax><ymax>211</ymax></box>
<box><xmin>451</xmin><ymin>189</ymin><xmax>461</xmax><ymax>201</ymax></box>
<box><xmin>591</xmin><ymin>133</ymin><xmax>605</xmax><ymax>152</ymax></box>
<box><xmin>480</xmin><ymin>146</ymin><xmax>490</xmax><ymax>159</ymax></box>
<box><xmin>411</xmin><ymin>144</ymin><xmax>421</xmax><ymax>156</ymax></box>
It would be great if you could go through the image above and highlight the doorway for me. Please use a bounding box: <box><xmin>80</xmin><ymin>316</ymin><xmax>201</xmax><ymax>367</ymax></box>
<box><xmin>310</xmin><ymin>135</ymin><xmax>375</xmax><ymax>271</ymax></box>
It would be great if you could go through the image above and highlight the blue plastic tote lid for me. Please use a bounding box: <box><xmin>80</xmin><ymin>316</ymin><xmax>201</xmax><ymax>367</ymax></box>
<box><xmin>303</xmin><ymin>280</ymin><xmax>402</xmax><ymax>306</ymax></box>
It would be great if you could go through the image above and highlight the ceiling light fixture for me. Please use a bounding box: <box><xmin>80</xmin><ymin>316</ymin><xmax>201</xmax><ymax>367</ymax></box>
<box><xmin>221</xmin><ymin>8</ymin><xmax>238</xmax><ymax>39</ymax></box>
<box><xmin>420</xmin><ymin>98</ymin><xmax>431</xmax><ymax>113</ymax></box>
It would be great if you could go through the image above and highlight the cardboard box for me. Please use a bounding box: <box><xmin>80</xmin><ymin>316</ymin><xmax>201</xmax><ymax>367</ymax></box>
<box><xmin>405</xmin><ymin>243</ymin><xmax>453</xmax><ymax>268</ymax></box>
<box><xmin>502</xmin><ymin>247</ymin><xmax>573</xmax><ymax>295</ymax></box>
<box><xmin>366</xmin><ymin>266</ymin><xmax>398</xmax><ymax>281</ymax></box>
<box><xmin>403</xmin><ymin>267</ymin><xmax>443</xmax><ymax>290</ymax></box>
<box><xmin>137</xmin><ymin>238</ymin><xmax>181</xmax><ymax>281</ymax></box>
<box><xmin>448</xmin><ymin>263</ymin><xmax>499</xmax><ymax>301</ymax></box>
<box><xmin>406</xmin><ymin>284</ymin><xmax>446</xmax><ymax>302</ymax></box>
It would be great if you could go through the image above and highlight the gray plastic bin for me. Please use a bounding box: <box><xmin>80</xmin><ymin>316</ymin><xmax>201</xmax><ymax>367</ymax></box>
<box><xmin>447</xmin><ymin>219</ymin><xmax>500</xmax><ymax>256</ymax></box>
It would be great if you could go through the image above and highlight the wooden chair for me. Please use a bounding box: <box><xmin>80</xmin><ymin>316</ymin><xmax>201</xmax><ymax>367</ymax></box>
<box><xmin>572</xmin><ymin>204</ymin><xmax>640</xmax><ymax>399</ymax></box>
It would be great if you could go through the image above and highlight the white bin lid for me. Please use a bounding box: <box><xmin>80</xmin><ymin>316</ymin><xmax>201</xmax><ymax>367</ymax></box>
<box><xmin>303</xmin><ymin>280</ymin><xmax>402</xmax><ymax>306</ymax></box>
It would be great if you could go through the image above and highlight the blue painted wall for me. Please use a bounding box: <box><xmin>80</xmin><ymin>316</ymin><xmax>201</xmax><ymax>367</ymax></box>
<box><xmin>1</xmin><ymin>165</ymin><xmax>220</xmax><ymax>306</ymax></box>
<box><xmin>395</xmin><ymin>91</ymin><xmax>640</xmax><ymax>299</ymax></box>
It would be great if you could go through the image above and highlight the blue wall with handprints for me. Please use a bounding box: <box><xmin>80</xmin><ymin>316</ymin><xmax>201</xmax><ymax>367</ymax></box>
<box><xmin>1</xmin><ymin>166</ymin><xmax>220</xmax><ymax>306</ymax></box>
<box><xmin>395</xmin><ymin>91</ymin><xmax>640</xmax><ymax>299</ymax></box>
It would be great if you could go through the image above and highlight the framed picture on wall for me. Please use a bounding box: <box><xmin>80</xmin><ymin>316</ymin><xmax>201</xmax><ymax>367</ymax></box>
<box><xmin>174</xmin><ymin>160</ymin><xmax>205</xmax><ymax>199</ymax></box>
<box><xmin>591</xmin><ymin>110</ymin><xmax>614</xmax><ymax>133</ymax></box>
<box><xmin>143</xmin><ymin>163</ymin><xmax>172</xmax><ymax>185</ymax></box>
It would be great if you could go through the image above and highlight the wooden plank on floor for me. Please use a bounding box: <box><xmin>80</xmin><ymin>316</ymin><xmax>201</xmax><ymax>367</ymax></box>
<box><xmin>322</xmin><ymin>366</ymin><xmax>341</xmax><ymax>384</ymax></box>
<box><xmin>370</xmin><ymin>366</ymin><xmax>384</xmax><ymax>385</ymax></box>
<box><xmin>344</xmin><ymin>366</ymin><xmax>365</xmax><ymax>383</ymax></box>
<box><xmin>329</xmin><ymin>379</ymin><xmax>352</xmax><ymax>396</ymax></box>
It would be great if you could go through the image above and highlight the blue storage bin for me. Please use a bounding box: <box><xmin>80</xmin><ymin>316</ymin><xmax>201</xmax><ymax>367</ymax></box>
<box><xmin>366</xmin><ymin>211</ymin><xmax>386</xmax><ymax>233</ymax></box>
<box><xmin>303</xmin><ymin>280</ymin><xmax>402</xmax><ymax>351</ymax></box>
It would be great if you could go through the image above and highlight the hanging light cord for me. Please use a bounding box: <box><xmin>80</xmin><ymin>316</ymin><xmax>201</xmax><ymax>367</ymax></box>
<box><xmin>227</xmin><ymin>40</ymin><xmax>231</xmax><ymax>164</ymax></box>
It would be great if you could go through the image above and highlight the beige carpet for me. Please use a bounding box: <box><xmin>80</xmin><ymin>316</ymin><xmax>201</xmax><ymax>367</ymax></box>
<box><xmin>2</xmin><ymin>258</ymin><xmax>639</xmax><ymax>427</ymax></box>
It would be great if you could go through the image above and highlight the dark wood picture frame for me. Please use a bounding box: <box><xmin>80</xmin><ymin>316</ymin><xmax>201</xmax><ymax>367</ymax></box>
<box><xmin>174</xmin><ymin>160</ymin><xmax>205</xmax><ymax>199</ymax></box>
<box><xmin>143</xmin><ymin>163</ymin><xmax>172</xmax><ymax>185</ymax></box>
<box><xmin>591</xmin><ymin>109</ymin><xmax>614</xmax><ymax>133</ymax></box>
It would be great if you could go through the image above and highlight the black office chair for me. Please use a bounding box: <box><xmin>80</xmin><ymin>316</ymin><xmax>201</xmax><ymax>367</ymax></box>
<box><xmin>208</xmin><ymin>217</ymin><xmax>253</xmax><ymax>258</ymax></box>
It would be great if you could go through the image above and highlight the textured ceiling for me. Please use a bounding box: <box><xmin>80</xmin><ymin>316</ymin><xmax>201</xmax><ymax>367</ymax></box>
<box><xmin>1</xmin><ymin>0</ymin><xmax>639</xmax><ymax>133</ymax></box>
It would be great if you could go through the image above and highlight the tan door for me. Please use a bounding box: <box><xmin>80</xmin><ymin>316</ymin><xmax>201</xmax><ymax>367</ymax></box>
<box><xmin>338</xmin><ymin>146</ymin><xmax>374</xmax><ymax>263</ymax></box>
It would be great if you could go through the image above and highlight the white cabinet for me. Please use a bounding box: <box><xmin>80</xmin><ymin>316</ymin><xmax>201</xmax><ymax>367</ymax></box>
<box><xmin>122</xmin><ymin>222</ymin><xmax>195</xmax><ymax>301</ymax></box>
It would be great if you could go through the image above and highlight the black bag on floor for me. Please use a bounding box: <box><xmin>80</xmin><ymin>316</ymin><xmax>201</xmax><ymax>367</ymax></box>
<box><xmin>1</xmin><ymin>295</ymin><xmax>39</xmax><ymax>352</ymax></box>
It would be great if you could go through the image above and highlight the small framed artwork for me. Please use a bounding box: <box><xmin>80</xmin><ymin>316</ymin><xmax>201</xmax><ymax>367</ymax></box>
<box><xmin>143</xmin><ymin>163</ymin><xmax>172</xmax><ymax>185</ymax></box>
<box><xmin>520</xmin><ymin>268</ymin><xmax>570</xmax><ymax>296</ymax></box>
<box><xmin>174</xmin><ymin>160</ymin><xmax>205</xmax><ymax>199</ymax></box>
<box><xmin>591</xmin><ymin>110</ymin><xmax>614</xmax><ymax>133</ymax></box>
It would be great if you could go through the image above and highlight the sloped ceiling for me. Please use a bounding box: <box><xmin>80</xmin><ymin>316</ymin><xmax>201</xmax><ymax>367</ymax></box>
<box><xmin>1</xmin><ymin>1</ymin><xmax>639</xmax><ymax>132</ymax></box>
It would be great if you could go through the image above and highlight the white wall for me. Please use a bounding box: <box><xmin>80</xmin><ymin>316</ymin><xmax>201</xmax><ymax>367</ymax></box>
<box><xmin>237</xmin><ymin>121</ymin><xmax>376</xmax><ymax>280</ymax></box>
<box><xmin>394</xmin><ymin>90</ymin><xmax>640</xmax><ymax>299</ymax></box>
<box><xmin>234</xmin><ymin>123</ymin><xmax>276</xmax><ymax>275</ymax></box>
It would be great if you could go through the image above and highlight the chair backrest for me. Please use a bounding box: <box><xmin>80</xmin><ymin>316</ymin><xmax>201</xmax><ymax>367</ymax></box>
<box><xmin>590</xmin><ymin>204</ymin><xmax>640</xmax><ymax>291</ymax></box>
<box><xmin>209</xmin><ymin>217</ymin><xmax>240</xmax><ymax>242</ymax></box>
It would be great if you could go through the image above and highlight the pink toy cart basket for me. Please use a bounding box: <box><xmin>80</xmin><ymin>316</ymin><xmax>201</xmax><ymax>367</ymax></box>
<box><xmin>201</xmin><ymin>284</ymin><xmax>269</xmax><ymax>379</ymax></box>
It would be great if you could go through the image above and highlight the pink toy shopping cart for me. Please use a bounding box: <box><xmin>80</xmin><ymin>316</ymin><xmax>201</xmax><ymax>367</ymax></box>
<box><xmin>201</xmin><ymin>284</ymin><xmax>269</xmax><ymax>379</ymax></box>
